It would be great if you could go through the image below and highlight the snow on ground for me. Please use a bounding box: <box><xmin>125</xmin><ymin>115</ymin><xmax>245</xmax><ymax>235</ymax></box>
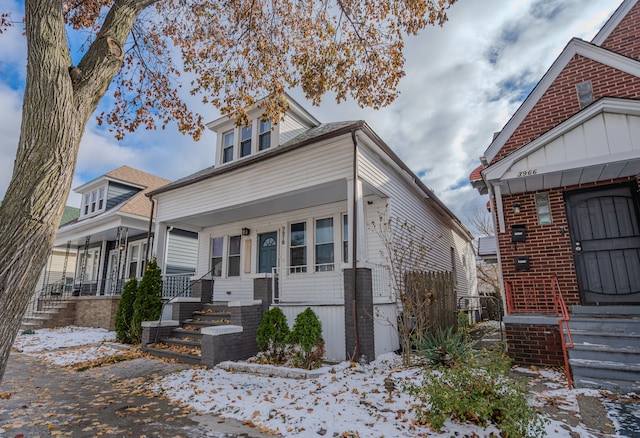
<box><xmin>10</xmin><ymin>326</ymin><xmax>640</xmax><ymax>437</ymax></box>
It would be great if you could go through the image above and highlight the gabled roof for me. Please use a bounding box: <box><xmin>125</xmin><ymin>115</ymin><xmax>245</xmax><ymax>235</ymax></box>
<box><xmin>483</xmin><ymin>37</ymin><xmax>640</xmax><ymax>164</ymax></box>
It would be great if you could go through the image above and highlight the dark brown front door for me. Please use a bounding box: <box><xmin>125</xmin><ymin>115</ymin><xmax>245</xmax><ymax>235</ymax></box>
<box><xmin>565</xmin><ymin>183</ymin><xmax>640</xmax><ymax>305</ymax></box>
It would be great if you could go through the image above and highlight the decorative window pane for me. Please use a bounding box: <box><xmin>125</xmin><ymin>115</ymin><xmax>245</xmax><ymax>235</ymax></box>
<box><xmin>223</xmin><ymin>131</ymin><xmax>234</xmax><ymax>163</ymax></box>
<box><xmin>259</xmin><ymin>120</ymin><xmax>271</xmax><ymax>151</ymax></box>
<box><xmin>315</xmin><ymin>217</ymin><xmax>334</xmax><ymax>271</ymax></box>
<box><xmin>240</xmin><ymin>126</ymin><xmax>252</xmax><ymax>157</ymax></box>
<box><xmin>536</xmin><ymin>193</ymin><xmax>552</xmax><ymax>225</ymax></box>
<box><xmin>290</xmin><ymin>222</ymin><xmax>307</xmax><ymax>273</ymax></box>
<box><xmin>211</xmin><ymin>237</ymin><xmax>223</xmax><ymax>277</ymax></box>
<box><xmin>228</xmin><ymin>235</ymin><xmax>241</xmax><ymax>277</ymax></box>
<box><xmin>343</xmin><ymin>214</ymin><xmax>348</xmax><ymax>263</ymax></box>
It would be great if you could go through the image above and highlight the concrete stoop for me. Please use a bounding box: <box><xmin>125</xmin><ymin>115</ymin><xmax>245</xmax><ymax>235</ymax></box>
<box><xmin>567</xmin><ymin>306</ymin><xmax>640</xmax><ymax>393</ymax></box>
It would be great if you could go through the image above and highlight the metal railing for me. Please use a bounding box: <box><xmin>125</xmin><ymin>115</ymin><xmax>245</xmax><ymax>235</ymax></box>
<box><xmin>504</xmin><ymin>275</ymin><xmax>574</xmax><ymax>389</ymax></box>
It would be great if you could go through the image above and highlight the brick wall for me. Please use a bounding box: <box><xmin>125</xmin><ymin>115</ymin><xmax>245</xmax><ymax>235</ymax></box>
<box><xmin>74</xmin><ymin>296</ymin><xmax>120</xmax><ymax>330</ymax></box>
<box><xmin>496</xmin><ymin>177</ymin><xmax>638</xmax><ymax>308</ymax></box>
<box><xmin>601</xmin><ymin>1</ymin><xmax>640</xmax><ymax>61</ymax></box>
<box><xmin>493</xmin><ymin>56</ymin><xmax>640</xmax><ymax>163</ymax></box>
<box><xmin>505</xmin><ymin>322</ymin><xmax>564</xmax><ymax>367</ymax></box>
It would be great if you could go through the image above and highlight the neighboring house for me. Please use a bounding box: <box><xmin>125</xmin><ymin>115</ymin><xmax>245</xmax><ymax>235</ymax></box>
<box><xmin>471</xmin><ymin>0</ymin><xmax>640</xmax><ymax>390</ymax></box>
<box><xmin>36</xmin><ymin>206</ymin><xmax>80</xmax><ymax>295</ymax></box>
<box><xmin>148</xmin><ymin>95</ymin><xmax>477</xmax><ymax>363</ymax></box>
<box><xmin>53</xmin><ymin>165</ymin><xmax>197</xmax><ymax>296</ymax></box>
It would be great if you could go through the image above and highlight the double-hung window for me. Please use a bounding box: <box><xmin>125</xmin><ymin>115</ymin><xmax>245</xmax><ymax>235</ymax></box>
<box><xmin>259</xmin><ymin>120</ymin><xmax>271</xmax><ymax>151</ymax></box>
<box><xmin>222</xmin><ymin>131</ymin><xmax>234</xmax><ymax>163</ymax></box>
<box><xmin>228</xmin><ymin>235</ymin><xmax>241</xmax><ymax>277</ymax></box>
<box><xmin>315</xmin><ymin>218</ymin><xmax>334</xmax><ymax>271</ymax></box>
<box><xmin>82</xmin><ymin>186</ymin><xmax>106</xmax><ymax>216</ymax></box>
<box><xmin>290</xmin><ymin>222</ymin><xmax>307</xmax><ymax>273</ymax></box>
<box><xmin>211</xmin><ymin>237</ymin><xmax>223</xmax><ymax>277</ymax></box>
<box><xmin>240</xmin><ymin>126</ymin><xmax>252</xmax><ymax>157</ymax></box>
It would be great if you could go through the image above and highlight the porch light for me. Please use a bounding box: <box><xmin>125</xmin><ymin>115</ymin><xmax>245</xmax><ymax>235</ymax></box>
<box><xmin>119</xmin><ymin>244</ymin><xmax>125</xmax><ymax>251</ymax></box>
<box><xmin>241</xmin><ymin>227</ymin><xmax>250</xmax><ymax>236</ymax></box>
<box><xmin>513</xmin><ymin>202</ymin><xmax>521</xmax><ymax>214</ymax></box>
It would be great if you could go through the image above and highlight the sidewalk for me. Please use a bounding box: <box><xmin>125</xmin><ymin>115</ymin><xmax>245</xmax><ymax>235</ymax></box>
<box><xmin>0</xmin><ymin>352</ymin><xmax>272</xmax><ymax>438</ymax></box>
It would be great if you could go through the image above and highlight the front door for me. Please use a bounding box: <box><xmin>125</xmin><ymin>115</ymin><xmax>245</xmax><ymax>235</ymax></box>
<box><xmin>258</xmin><ymin>232</ymin><xmax>278</xmax><ymax>274</ymax></box>
<box><xmin>565</xmin><ymin>183</ymin><xmax>640</xmax><ymax>305</ymax></box>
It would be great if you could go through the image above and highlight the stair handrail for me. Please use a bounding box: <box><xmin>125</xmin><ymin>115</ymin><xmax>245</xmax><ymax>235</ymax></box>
<box><xmin>153</xmin><ymin>268</ymin><xmax>215</xmax><ymax>345</ymax></box>
<box><xmin>551</xmin><ymin>275</ymin><xmax>574</xmax><ymax>390</ymax></box>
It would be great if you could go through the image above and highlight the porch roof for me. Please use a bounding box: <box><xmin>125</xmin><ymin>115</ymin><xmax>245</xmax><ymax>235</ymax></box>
<box><xmin>482</xmin><ymin>98</ymin><xmax>640</xmax><ymax>196</ymax></box>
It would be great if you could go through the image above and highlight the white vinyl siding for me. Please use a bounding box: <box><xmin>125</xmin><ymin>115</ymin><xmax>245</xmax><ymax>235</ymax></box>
<box><xmin>279</xmin><ymin>113</ymin><xmax>309</xmax><ymax>144</ymax></box>
<box><xmin>155</xmin><ymin>136</ymin><xmax>353</xmax><ymax>223</ymax></box>
<box><xmin>165</xmin><ymin>230</ymin><xmax>197</xmax><ymax>275</ymax></box>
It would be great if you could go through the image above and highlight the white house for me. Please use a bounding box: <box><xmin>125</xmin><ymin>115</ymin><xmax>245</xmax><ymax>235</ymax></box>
<box><xmin>148</xmin><ymin>96</ymin><xmax>476</xmax><ymax>362</ymax></box>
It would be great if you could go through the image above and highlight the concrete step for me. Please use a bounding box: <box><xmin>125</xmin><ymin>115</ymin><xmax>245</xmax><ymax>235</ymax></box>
<box><xmin>183</xmin><ymin>319</ymin><xmax>229</xmax><ymax>328</ymax></box>
<box><xmin>570</xmin><ymin>329</ymin><xmax>640</xmax><ymax>347</ymax></box>
<box><xmin>172</xmin><ymin>327</ymin><xmax>204</xmax><ymax>340</ymax></box>
<box><xmin>568</xmin><ymin>317</ymin><xmax>640</xmax><ymax>333</ymax></box>
<box><xmin>570</xmin><ymin>358</ymin><xmax>640</xmax><ymax>392</ymax></box>
<box><xmin>143</xmin><ymin>345</ymin><xmax>201</xmax><ymax>366</ymax></box>
<box><xmin>570</xmin><ymin>342</ymin><xmax>640</xmax><ymax>364</ymax></box>
<box><xmin>161</xmin><ymin>337</ymin><xmax>201</xmax><ymax>349</ymax></box>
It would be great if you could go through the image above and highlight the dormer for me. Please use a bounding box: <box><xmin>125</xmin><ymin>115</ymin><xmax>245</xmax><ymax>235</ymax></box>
<box><xmin>206</xmin><ymin>94</ymin><xmax>321</xmax><ymax>167</ymax></box>
<box><xmin>74</xmin><ymin>166</ymin><xmax>166</xmax><ymax>220</ymax></box>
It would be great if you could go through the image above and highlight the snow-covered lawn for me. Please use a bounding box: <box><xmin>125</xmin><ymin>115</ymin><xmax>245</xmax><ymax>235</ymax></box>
<box><xmin>10</xmin><ymin>326</ymin><xmax>640</xmax><ymax>437</ymax></box>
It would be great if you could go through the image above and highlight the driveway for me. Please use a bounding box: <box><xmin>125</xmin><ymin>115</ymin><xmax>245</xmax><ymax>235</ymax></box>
<box><xmin>0</xmin><ymin>352</ymin><xmax>273</xmax><ymax>438</ymax></box>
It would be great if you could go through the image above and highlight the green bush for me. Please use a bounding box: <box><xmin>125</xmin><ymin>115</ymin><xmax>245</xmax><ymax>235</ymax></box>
<box><xmin>416</xmin><ymin>326</ymin><xmax>470</xmax><ymax>367</ymax></box>
<box><xmin>407</xmin><ymin>350</ymin><xmax>546</xmax><ymax>437</ymax></box>
<box><xmin>256</xmin><ymin>307</ymin><xmax>290</xmax><ymax>364</ymax></box>
<box><xmin>115</xmin><ymin>277</ymin><xmax>137</xmax><ymax>344</ymax></box>
<box><xmin>288</xmin><ymin>307</ymin><xmax>324</xmax><ymax>369</ymax></box>
<box><xmin>130</xmin><ymin>258</ymin><xmax>163</xmax><ymax>343</ymax></box>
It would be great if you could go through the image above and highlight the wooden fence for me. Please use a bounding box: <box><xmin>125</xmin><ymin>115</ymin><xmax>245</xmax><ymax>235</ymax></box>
<box><xmin>405</xmin><ymin>270</ymin><xmax>456</xmax><ymax>335</ymax></box>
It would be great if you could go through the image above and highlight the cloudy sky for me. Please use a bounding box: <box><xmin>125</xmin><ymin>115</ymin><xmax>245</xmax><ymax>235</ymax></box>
<box><xmin>0</xmin><ymin>0</ymin><xmax>623</xmax><ymax>232</ymax></box>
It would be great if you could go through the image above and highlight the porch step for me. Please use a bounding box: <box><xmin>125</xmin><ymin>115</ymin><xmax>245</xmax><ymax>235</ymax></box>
<box><xmin>143</xmin><ymin>345</ymin><xmax>201</xmax><ymax>365</ymax></box>
<box><xmin>183</xmin><ymin>319</ymin><xmax>229</xmax><ymax>328</ymax></box>
<box><xmin>570</xmin><ymin>359</ymin><xmax>640</xmax><ymax>392</ymax></box>
<box><xmin>567</xmin><ymin>314</ymin><xmax>640</xmax><ymax>392</ymax></box>
<box><xmin>171</xmin><ymin>327</ymin><xmax>204</xmax><ymax>340</ymax></box>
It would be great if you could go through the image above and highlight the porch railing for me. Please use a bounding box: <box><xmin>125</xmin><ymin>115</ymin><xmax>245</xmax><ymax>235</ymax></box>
<box><xmin>504</xmin><ymin>275</ymin><xmax>574</xmax><ymax>389</ymax></box>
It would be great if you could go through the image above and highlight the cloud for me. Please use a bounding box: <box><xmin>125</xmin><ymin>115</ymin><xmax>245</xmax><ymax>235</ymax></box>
<box><xmin>0</xmin><ymin>0</ymin><xmax>624</xmax><ymax>233</ymax></box>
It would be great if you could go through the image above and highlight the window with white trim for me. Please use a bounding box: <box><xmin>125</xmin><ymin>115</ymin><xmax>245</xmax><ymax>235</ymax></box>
<box><xmin>240</xmin><ymin>126</ymin><xmax>252</xmax><ymax>157</ymax></box>
<box><xmin>228</xmin><ymin>235</ymin><xmax>241</xmax><ymax>277</ymax></box>
<box><xmin>222</xmin><ymin>131</ymin><xmax>234</xmax><ymax>163</ymax></box>
<box><xmin>315</xmin><ymin>217</ymin><xmax>334</xmax><ymax>271</ymax></box>
<box><xmin>259</xmin><ymin>120</ymin><xmax>271</xmax><ymax>151</ymax></box>
<box><xmin>82</xmin><ymin>186</ymin><xmax>106</xmax><ymax>216</ymax></box>
<box><xmin>211</xmin><ymin>237</ymin><xmax>223</xmax><ymax>277</ymax></box>
<box><xmin>290</xmin><ymin>222</ymin><xmax>307</xmax><ymax>273</ymax></box>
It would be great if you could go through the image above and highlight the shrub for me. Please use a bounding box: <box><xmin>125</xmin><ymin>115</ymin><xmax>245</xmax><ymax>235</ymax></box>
<box><xmin>115</xmin><ymin>277</ymin><xmax>137</xmax><ymax>344</ymax></box>
<box><xmin>406</xmin><ymin>350</ymin><xmax>546</xmax><ymax>437</ymax></box>
<box><xmin>130</xmin><ymin>258</ymin><xmax>163</xmax><ymax>343</ymax></box>
<box><xmin>256</xmin><ymin>307</ymin><xmax>290</xmax><ymax>364</ymax></box>
<box><xmin>288</xmin><ymin>307</ymin><xmax>324</xmax><ymax>369</ymax></box>
<box><xmin>416</xmin><ymin>326</ymin><xmax>470</xmax><ymax>367</ymax></box>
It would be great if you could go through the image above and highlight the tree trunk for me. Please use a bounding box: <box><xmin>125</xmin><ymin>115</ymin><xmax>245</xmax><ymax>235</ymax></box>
<box><xmin>0</xmin><ymin>0</ymin><xmax>146</xmax><ymax>382</ymax></box>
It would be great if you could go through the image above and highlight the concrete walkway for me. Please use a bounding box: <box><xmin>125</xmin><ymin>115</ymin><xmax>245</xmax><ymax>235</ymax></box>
<box><xmin>0</xmin><ymin>353</ymin><xmax>272</xmax><ymax>438</ymax></box>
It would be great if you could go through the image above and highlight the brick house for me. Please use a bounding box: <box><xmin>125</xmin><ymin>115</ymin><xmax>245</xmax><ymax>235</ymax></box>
<box><xmin>471</xmin><ymin>0</ymin><xmax>640</xmax><ymax>390</ymax></box>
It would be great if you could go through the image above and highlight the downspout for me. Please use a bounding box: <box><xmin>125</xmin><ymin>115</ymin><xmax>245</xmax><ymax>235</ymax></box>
<box><xmin>146</xmin><ymin>196</ymin><xmax>155</xmax><ymax>263</ymax></box>
<box><xmin>351</xmin><ymin>129</ymin><xmax>360</xmax><ymax>360</ymax></box>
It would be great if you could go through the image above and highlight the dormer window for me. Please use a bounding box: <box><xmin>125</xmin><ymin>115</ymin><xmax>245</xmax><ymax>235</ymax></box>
<box><xmin>240</xmin><ymin>126</ymin><xmax>252</xmax><ymax>157</ymax></box>
<box><xmin>259</xmin><ymin>120</ymin><xmax>271</xmax><ymax>151</ymax></box>
<box><xmin>223</xmin><ymin>131</ymin><xmax>234</xmax><ymax>163</ymax></box>
<box><xmin>82</xmin><ymin>185</ymin><xmax>106</xmax><ymax>216</ymax></box>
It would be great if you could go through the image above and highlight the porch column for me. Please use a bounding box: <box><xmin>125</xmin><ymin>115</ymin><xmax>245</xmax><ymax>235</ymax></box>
<box><xmin>153</xmin><ymin>222</ymin><xmax>169</xmax><ymax>274</ymax></box>
<box><xmin>347</xmin><ymin>177</ymin><xmax>366</xmax><ymax>267</ymax></box>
